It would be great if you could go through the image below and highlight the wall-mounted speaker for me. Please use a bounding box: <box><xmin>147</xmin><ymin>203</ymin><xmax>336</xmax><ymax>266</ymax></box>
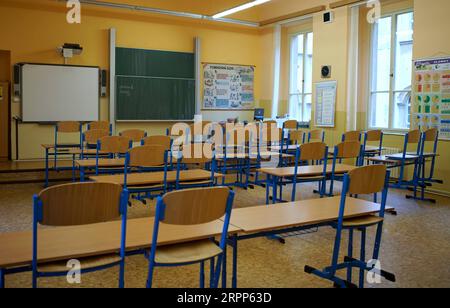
<box><xmin>323</xmin><ymin>11</ymin><xmax>334</xmax><ymax>24</ymax></box>
<box><xmin>13</xmin><ymin>64</ymin><xmax>21</xmax><ymax>98</ymax></box>
<box><xmin>321</xmin><ymin>65</ymin><xmax>332</xmax><ymax>79</ymax></box>
<box><xmin>100</xmin><ymin>69</ymin><xmax>107</xmax><ymax>97</ymax></box>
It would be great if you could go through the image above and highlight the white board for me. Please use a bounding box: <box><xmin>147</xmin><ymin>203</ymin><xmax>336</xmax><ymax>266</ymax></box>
<box><xmin>314</xmin><ymin>81</ymin><xmax>337</xmax><ymax>127</ymax></box>
<box><xmin>202</xmin><ymin>63</ymin><xmax>255</xmax><ymax>110</ymax></box>
<box><xmin>21</xmin><ymin>64</ymin><xmax>99</xmax><ymax>122</ymax></box>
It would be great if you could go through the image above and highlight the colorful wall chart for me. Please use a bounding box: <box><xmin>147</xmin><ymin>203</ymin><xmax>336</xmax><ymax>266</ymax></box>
<box><xmin>203</xmin><ymin>63</ymin><xmax>255</xmax><ymax>110</ymax></box>
<box><xmin>413</xmin><ymin>56</ymin><xmax>450</xmax><ymax>140</ymax></box>
<box><xmin>315</xmin><ymin>81</ymin><xmax>337</xmax><ymax>127</ymax></box>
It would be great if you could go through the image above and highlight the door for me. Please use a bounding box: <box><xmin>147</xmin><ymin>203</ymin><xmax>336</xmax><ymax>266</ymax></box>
<box><xmin>0</xmin><ymin>82</ymin><xmax>9</xmax><ymax>160</ymax></box>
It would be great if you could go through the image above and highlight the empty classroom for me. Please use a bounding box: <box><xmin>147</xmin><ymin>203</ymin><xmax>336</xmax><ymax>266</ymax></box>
<box><xmin>0</xmin><ymin>0</ymin><xmax>449</xmax><ymax>291</ymax></box>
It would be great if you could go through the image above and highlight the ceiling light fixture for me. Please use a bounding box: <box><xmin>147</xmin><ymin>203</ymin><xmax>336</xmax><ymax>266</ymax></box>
<box><xmin>212</xmin><ymin>0</ymin><xmax>271</xmax><ymax>19</ymax></box>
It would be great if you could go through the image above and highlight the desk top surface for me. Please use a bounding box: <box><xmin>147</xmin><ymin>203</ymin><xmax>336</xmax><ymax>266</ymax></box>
<box><xmin>229</xmin><ymin>196</ymin><xmax>392</xmax><ymax>234</ymax></box>
<box><xmin>76</xmin><ymin>159</ymin><xmax>125</xmax><ymax>168</ymax></box>
<box><xmin>90</xmin><ymin>169</ymin><xmax>223</xmax><ymax>186</ymax></box>
<box><xmin>259</xmin><ymin>164</ymin><xmax>356</xmax><ymax>177</ymax></box>
<box><xmin>0</xmin><ymin>217</ymin><xmax>240</xmax><ymax>268</ymax></box>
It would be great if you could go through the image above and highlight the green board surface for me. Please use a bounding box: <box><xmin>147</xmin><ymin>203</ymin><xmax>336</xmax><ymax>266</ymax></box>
<box><xmin>116</xmin><ymin>47</ymin><xmax>195</xmax><ymax>120</ymax></box>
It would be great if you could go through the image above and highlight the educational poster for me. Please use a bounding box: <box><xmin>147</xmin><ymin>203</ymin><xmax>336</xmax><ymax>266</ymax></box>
<box><xmin>315</xmin><ymin>81</ymin><xmax>337</xmax><ymax>127</ymax></box>
<box><xmin>413</xmin><ymin>56</ymin><xmax>450</xmax><ymax>139</ymax></box>
<box><xmin>203</xmin><ymin>63</ymin><xmax>255</xmax><ymax>110</ymax></box>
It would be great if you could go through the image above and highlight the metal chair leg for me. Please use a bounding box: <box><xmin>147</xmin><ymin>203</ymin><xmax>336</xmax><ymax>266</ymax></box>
<box><xmin>200</xmin><ymin>261</ymin><xmax>205</xmax><ymax>288</ymax></box>
<box><xmin>347</xmin><ymin>229</ymin><xmax>353</xmax><ymax>283</ymax></box>
<box><xmin>359</xmin><ymin>228</ymin><xmax>366</xmax><ymax>288</ymax></box>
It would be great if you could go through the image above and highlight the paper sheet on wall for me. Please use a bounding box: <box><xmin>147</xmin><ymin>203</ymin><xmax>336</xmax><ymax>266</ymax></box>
<box><xmin>412</xmin><ymin>56</ymin><xmax>450</xmax><ymax>140</ymax></box>
<box><xmin>315</xmin><ymin>81</ymin><xmax>337</xmax><ymax>127</ymax></box>
<box><xmin>202</xmin><ymin>63</ymin><xmax>255</xmax><ymax>110</ymax></box>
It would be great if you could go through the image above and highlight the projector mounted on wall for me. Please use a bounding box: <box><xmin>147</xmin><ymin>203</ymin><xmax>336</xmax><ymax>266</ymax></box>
<box><xmin>57</xmin><ymin>43</ymin><xmax>83</xmax><ymax>62</ymax></box>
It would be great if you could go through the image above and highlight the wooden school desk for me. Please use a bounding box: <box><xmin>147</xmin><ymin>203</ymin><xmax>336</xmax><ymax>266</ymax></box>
<box><xmin>0</xmin><ymin>217</ymin><xmax>241</xmax><ymax>288</ymax></box>
<box><xmin>223</xmin><ymin>197</ymin><xmax>395</xmax><ymax>288</ymax></box>
<box><xmin>259</xmin><ymin>164</ymin><xmax>357</xmax><ymax>203</ymax></box>
<box><xmin>76</xmin><ymin>158</ymin><xmax>125</xmax><ymax>181</ymax></box>
<box><xmin>42</xmin><ymin>145</ymin><xmax>100</xmax><ymax>187</ymax></box>
<box><xmin>90</xmin><ymin>169</ymin><xmax>224</xmax><ymax>186</ymax></box>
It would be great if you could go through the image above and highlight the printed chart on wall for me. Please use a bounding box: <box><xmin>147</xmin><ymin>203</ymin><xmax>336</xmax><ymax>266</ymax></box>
<box><xmin>315</xmin><ymin>81</ymin><xmax>337</xmax><ymax>127</ymax></box>
<box><xmin>413</xmin><ymin>57</ymin><xmax>450</xmax><ymax>140</ymax></box>
<box><xmin>203</xmin><ymin>63</ymin><xmax>255</xmax><ymax>110</ymax></box>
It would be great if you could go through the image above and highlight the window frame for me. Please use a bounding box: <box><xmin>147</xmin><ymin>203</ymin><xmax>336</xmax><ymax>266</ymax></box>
<box><xmin>288</xmin><ymin>30</ymin><xmax>313</xmax><ymax>122</ymax></box>
<box><xmin>367</xmin><ymin>9</ymin><xmax>414</xmax><ymax>132</ymax></box>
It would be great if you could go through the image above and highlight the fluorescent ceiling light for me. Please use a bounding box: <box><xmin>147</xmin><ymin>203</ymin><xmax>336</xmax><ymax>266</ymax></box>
<box><xmin>212</xmin><ymin>0</ymin><xmax>271</xmax><ymax>19</ymax></box>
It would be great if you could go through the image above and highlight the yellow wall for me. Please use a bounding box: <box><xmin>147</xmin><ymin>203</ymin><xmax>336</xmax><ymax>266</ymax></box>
<box><xmin>0</xmin><ymin>1</ymin><xmax>262</xmax><ymax>159</ymax></box>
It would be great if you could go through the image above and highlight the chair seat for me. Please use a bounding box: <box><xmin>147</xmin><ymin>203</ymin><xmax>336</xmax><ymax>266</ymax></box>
<box><xmin>38</xmin><ymin>254</ymin><xmax>121</xmax><ymax>273</ymax></box>
<box><xmin>155</xmin><ymin>240</ymin><xmax>222</xmax><ymax>265</ymax></box>
<box><xmin>343</xmin><ymin>215</ymin><xmax>384</xmax><ymax>228</ymax></box>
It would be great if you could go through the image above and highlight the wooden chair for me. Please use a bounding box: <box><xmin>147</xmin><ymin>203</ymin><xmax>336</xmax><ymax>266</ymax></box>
<box><xmin>290</xmin><ymin>142</ymin><xmax>329</xmax><ymax>201</ymax></box>
<box><xmin>82</xmin><ymin>129</ymin><xmax>110</xmax><ymax>153</ymax></box>
<box><xmin>393</xmin><ymin>129</ymin><xmax>422</xmax><ymax>189</ymax></box>
<box><xmin>146</xmin><ymin>187</ymin><xmax>235</xmax><ymax>288</ymax></box>
<box><xmin>175</xmin><ymin>143</ymin><xmax>216</xmax><ymax>190</ymax></box>
<box><xmin>142</xmin><ymin>135</ymin><xmax>172</xmax><ymax>151</ymax></box>
<box><xmin>54</xmin><ymin>121</ymin><xmax>82</xmax><ymax>166</ymax></box>
<box><xmin>329</xmin><ymin>141</ymin><xmax>363</xmax><ymax>196</ymax></box>
<box><xmin>305</xmin><ymin>165</ymin><xmax>395</xmax><ymax>288</ymax></box>
<box><xmin>120</xmin><ymin>129</ymin><xmax>147</xmax><ymax>143</ymax></box>
<box><xmin>95</xmin><ymin>136</ymin><xmax>132</xmax><ymax>175</ymax></box>
<box><xmin>342</xmin><ymin>131</ymin><xmax>362</xmax><ymax>142</ymax></box>
<box><xmin>410</xmin><ymin>128</ymin><xmax>442</xmax><ymax>203</ymax></box>
<box><xmin>88</xmin><ymin>121</ymin><xmax>112</xmax><ymax>134</ymax></box>
<box><xmin>279</xmin><ymin>130</ymin><xmax>306</xmax><ymax>166</ymax></box>
<box><xmin>124</xmin><ymin>145</ymin><xmax>169</xmax><ymax>201</ymax></box>
<box><xmin>283</xmin><ymin>120</ymin><xmax>298</xmax><ymax>130</ymax></box>
<box><xmin>362</xmin><ymin>130</ymin><xmax>383</xmax><ymax>159</ymax></box>
<box><xmin>308</xmin><ymin>129</ymin><xmax>325</xmax><ymax>142</ymax></box>
<box><xmin>32</xmin><ymin>182</ymin><xmax>129</xmax><ymax>288</ymax></box>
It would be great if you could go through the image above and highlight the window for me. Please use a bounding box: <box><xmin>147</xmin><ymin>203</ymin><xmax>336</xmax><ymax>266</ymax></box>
<box><xmin>369</xmin><ymin>11</ymin><xmax>413</xmax><ymax>130</ymax></box>
<box><xmin>289</xmin><ymin>32</ymin><xmax>313</xmax><ymax>122</ymax></box>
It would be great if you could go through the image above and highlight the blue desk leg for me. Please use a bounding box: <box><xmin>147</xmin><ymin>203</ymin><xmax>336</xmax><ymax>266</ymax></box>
<box><xmin>222</xmin><ymin>241</ymin><xmax>227</xmax><ymax>288</ymax></box>
<box><xmin>45</xmin><ymin>148</ymin><xmax>49</xmax><ymax>188</ymax></box>
<box><xmin>272</xmin><ymin>176</ymin><xmax>278</xmax><ymax>204</ymax></box>
<box><xmin>265</xmin><ymin>175</ymin><xmax>270</xmax><ymax>205</ymax></box>
<box><xmin>0</xmin><ymin>268</ymin><xmax>4</xmax><ymax>288</ymax></box>
<box><xmin>210</xmin><ymin>258</ymin><xmax>215</xmax><ymax>288</ymax></box>
<box><xmin>231</xmin><ymin>235</ymin><xmax>238</xmax><ymax>288</ymax></box>
<box><xmin>80</xmin><ymin>166</ymin><xmax>85</xmax><ymax>182</ymax></box>
<box><xmin>72</xmin><ymin>154</ymin><xmax>76</xmax><ymax>182</ymax></box>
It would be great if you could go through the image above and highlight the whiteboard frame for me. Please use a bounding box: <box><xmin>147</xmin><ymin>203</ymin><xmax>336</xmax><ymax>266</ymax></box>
<box><xmin>314</xmin><ymin>80</ymin><xmax>337</xmax><ymax>128</ymax></box>
<box><xmin>20</xmin><ymin>63</ymin><xmax>100</xmax><ymax>123</ymax></box>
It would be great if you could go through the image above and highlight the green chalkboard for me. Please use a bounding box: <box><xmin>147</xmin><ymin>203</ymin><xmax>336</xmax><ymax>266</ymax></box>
<box><xmin>115</xmin><ymin>47</ymin><xmax>195</xmax><ymax>120</ymax></box>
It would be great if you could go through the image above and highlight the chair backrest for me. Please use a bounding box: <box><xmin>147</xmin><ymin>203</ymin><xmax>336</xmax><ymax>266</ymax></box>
<box><xmin>37</xmin><ymin>182</ymin><xmax>123</xmax><ymax>226</ymax></box>
<box><xmin>335</xmin><ymin>141</ymin><xmax>361</xmax><ymax>159</ymax></box>
<box><xmin>283</xmin><ymin>120</ymin><xmax>298</xmax><ymax>130</ymax></box>
<box><xmin>88</xmin><ymin>121</ymin><xmax>110</xmax><ymax>132</ymax></box>
<box><xmin>289</xmin><ymin>130</ymin><xmax>305</xmax><ymax>144</ymax></box>
<box><xmin>161</xmin><ymin>187</ymin><xmax>231</xmax><ymax>225</ymax></box>
<box><xmin>262</xmin><ymin>127</ymin><xmax>282</xmax><ymax>144</ymax></box>
<box><xmin>142</xmin><ymin>135</ymin><xmax>171</xmax><ymax>151</ymax></box>
<box><xmin>84</xmin><ymin>129</ymin><xmax>110</xmax><ymax>145</ymax></box>
<box><xmin>128</xmin><ymin>145</ymin><xmax>166</xmax><ymax>168</ymax></box>
<box><xmin>181</xmin><ymin>143</ymin><xmax>214</xmax><ymax>164</ymax></box>
<box><xmin>299</xmin><ymin>142</ymin><xmax>327</xmax><ymax>161</ymax></box>
<box><xmin>423</xmin><ymin>128</ymin><xmax>438</xmax><ymax>142</ymax></box>
<box><xmin>342</xmin><ymin>130</ymin><xmax>361</xmax><ymax>142</ymax></box>
<box><xmin>308</xmin><ymin>129</ymin><xmax>324</xmax><ymax>142</ymax></box>
<box><xmin>227</xmin><ymin>125</ymin><xmax>251</xmax><ymax>146</ymax></box>
<box><xmin>57</xmin><ymin>121</ymin><xmax>80</xmax><ymax>133</ymax></box>
<box><xmin>347</xmin><ymin>165</ymin><xmax>387</xmax><ymax>195</ymax></box>
<box><xmin>407</xmin><ymin>129</ymin><xmax>421</xmax><ymax>144</ymax></box>
<box><xmin>365</xmin><ymin>130</ymin><xmax>382</xmax><ymax>142</ymax></box>
<box><xmin>120</xmin><ymin>129</ymin><xmax>147</xmax><ymax>142</ymax></box>
<box><xmin>99</xmin><ymin>136</ymin><xmax>131</xmax><ymax>154</ymax></box>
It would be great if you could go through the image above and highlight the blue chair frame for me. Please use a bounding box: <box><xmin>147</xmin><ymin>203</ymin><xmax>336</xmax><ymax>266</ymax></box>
<box><xmin>146</xmin><ymin>188</ymin><xmax>235</xmax><ymax>288</ymax></box>
<box><xmin>305</xmin><ymin>168</ymin><xmax>394</xmax><ymax>288</ymax></box>
<box><xmin>32</xmin><ymin>184</ymin><xmax>129</xmax><ymax>288</ymax></box>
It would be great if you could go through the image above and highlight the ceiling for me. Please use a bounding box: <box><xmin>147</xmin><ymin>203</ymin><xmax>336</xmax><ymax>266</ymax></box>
<box><xmin>3</xmin><ymin>0</ymin><xmax>336</xmax><ymax>25</ymax></box>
